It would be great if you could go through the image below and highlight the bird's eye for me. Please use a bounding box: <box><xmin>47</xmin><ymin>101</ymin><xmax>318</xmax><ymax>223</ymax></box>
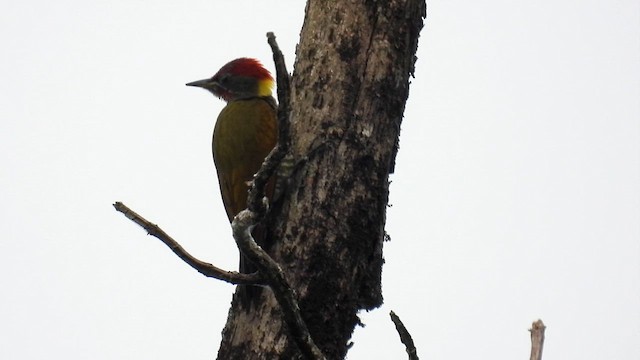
<box><xmin>217</xmin><ymin>73</ymin><xmax>230</xmax><ymax>84</ymax></box>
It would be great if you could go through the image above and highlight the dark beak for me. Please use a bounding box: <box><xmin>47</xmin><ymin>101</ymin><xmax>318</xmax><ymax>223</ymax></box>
<box><xmin>186</xmin><ymin>79</ymin><xmax>212</xmax><ymax>88</ymax></box>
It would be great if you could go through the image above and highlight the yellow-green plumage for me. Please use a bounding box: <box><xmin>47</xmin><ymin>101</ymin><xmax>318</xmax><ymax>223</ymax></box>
<box><xmin>213</xmin><ymin>97</ymin><xmax>277</xmax><ymax>221</ymax></box>
<box><xmin>186</xmin><ymin>57</ymin><xmax>277</xmax><ymax>306</ymax></box>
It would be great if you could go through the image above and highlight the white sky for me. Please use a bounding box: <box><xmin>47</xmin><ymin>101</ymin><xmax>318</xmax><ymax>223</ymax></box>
<box><xmin>1</xmin><ymin>1</ymin><xmax>638</xmax><ymax>359</ymax></box>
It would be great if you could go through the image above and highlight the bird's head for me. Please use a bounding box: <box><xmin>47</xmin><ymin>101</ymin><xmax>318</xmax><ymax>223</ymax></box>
<box><xmin>186</xmin><ymin>58</ymin><xmax>274</xmax><ymax>102</ymax></box>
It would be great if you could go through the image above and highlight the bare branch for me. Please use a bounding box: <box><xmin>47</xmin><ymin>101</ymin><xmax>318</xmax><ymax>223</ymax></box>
<box><xmin>529</xmin><ymin>319</ymin><xmax>546</xmax><ymax>360</ymax></box>
<box><xmin>390</xmin><ymin>311</ymin><xmax>419</xmax><ymax>360</ymax></box>
<box><xmin>246</xmin><ymin>33</ymin><xmax>292</xmax><ymax>214</ymax></box>
<box><xmin>113</xmin><ymin>202</ymin><xmax>264</xmax><ymax>285</ymax></box>
<box><xmin>267</xmin><ymin>31</ymin><xmax>292</xmax><ymax>150</ymax></box>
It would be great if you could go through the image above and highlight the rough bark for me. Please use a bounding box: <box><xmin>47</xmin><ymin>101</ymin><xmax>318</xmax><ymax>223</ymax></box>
<box><xmin>217</xmin><ymin>1</ymin><xmax>426</xmax><ymax>359</ymax></box>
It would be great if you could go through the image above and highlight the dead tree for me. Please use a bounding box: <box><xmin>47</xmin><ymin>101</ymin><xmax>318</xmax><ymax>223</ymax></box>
<box><xmin>217</xmin><ymin>1</ymin><xmax>426</xmax><ymax>358</ymax></box>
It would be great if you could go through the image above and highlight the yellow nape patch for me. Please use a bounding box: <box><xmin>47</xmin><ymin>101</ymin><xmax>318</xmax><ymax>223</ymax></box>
<box><xmin>257</xmin><ymin>78</ymin><xmax>275</xmax><ymax>97</ymax></box>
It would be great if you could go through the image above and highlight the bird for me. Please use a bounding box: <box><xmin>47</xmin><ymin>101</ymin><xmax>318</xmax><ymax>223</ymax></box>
<box><xmin>187</xmin><ymin>58</ymin><xmax>277</xmax><ymax>305</ymax></box>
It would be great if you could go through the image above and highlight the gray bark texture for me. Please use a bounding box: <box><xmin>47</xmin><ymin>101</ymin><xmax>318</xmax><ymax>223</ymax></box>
<box><xmin>217</xmin><ymin>1</ymin><xmax>426</xmax><ymax>358</ymax></box>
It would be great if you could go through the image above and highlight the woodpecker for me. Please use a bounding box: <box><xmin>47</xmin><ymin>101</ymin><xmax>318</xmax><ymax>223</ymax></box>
<box><xmin>187</xmin><ymin>58</ymin><xmax>277</xmax><ymax>303</ymax></box>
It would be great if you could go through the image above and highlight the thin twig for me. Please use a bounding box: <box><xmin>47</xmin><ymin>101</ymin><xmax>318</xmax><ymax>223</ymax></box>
<box><xmin>268</xmin><ymin>31</ymin><xmax>292</xmax><ymax>151</ymax></box>
<box><xmin>529</xmin><ymin>319</ymin><xmax>546</xmax><ymax>360</ymax></box>
<box><xmin>113</xmin><ymin>202</ymin><xmax>264</xmax><ymax>285</ymax></box>
<box><xmin>246</xmin><ymin>32</ymin><xmax>292</xmax><ymax>213</ymax></box>
<box><xmin>390</xmin><ymin>311</ymin><xmax>419</xmax><ymax>360</ymax></box>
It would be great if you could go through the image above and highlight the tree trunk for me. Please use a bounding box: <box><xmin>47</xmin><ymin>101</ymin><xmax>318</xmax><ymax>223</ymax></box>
<box><xmin>217</xmin><ymin>1</ymin><xmax>426</xmax><ymax>358</ymax></box>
